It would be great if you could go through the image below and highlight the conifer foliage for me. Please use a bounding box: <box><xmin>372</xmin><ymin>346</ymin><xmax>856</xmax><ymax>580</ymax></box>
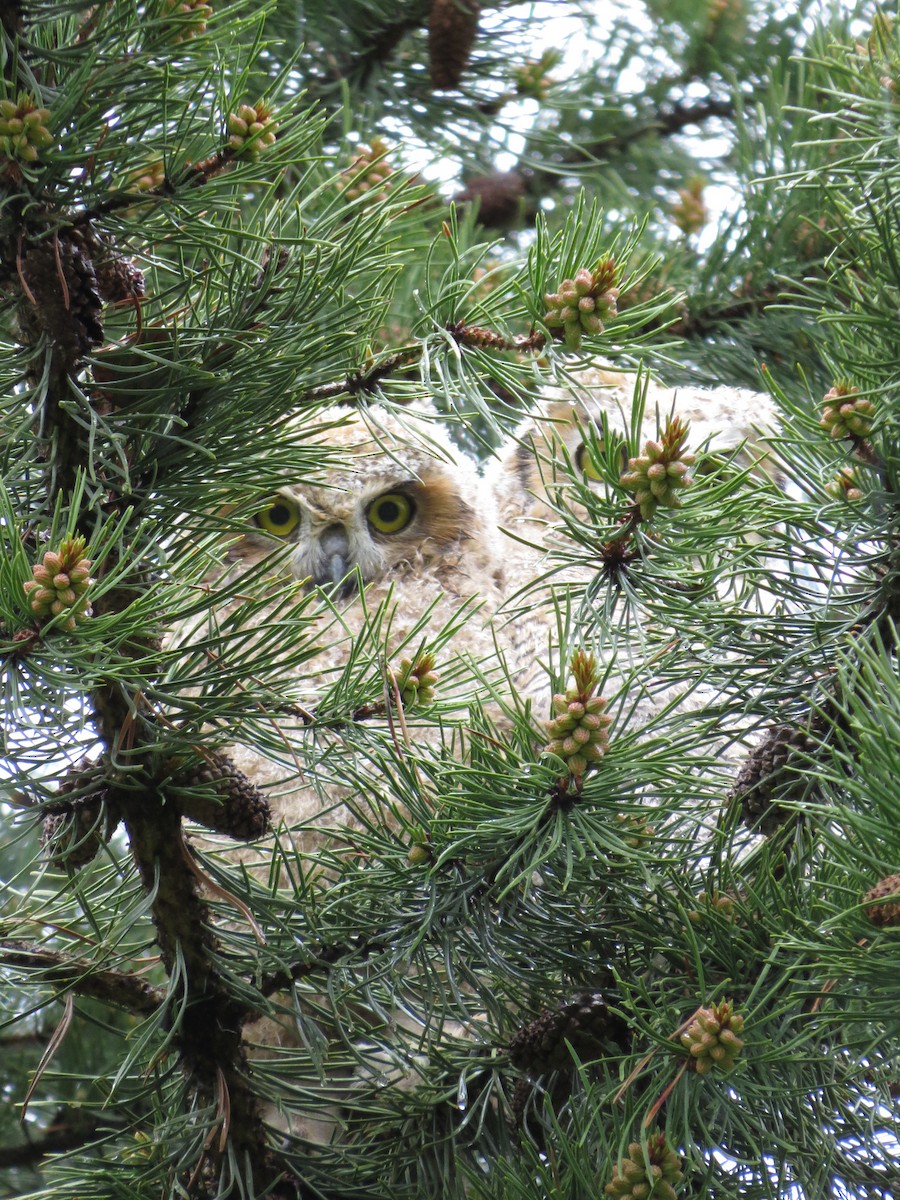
<box><xmin>1</xmin><ymin>1</ymin><xmax>899</xmax><ymax>1198</ymax></box>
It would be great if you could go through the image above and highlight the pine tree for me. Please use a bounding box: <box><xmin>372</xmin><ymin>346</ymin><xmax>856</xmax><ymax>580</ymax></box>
<box><xmin>1</xmin><ymin>2</ymin><xmax>899</xmax><ymax>1198</ymax></box>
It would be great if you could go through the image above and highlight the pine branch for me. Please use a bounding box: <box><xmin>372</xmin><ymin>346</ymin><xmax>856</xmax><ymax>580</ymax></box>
<box><xmin>0</xmin><ymin>943</ymin><xmax>165</xmax><ymax>1014</ymax></box>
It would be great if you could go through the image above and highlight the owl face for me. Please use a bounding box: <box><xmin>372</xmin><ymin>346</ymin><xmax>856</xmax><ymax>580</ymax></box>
<box><xmin>232</xmin><ymin>405</ymin><xmax>496</xmax><ymax>596</ymax></box>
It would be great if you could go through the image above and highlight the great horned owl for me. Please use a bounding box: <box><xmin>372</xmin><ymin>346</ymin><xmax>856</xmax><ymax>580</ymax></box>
<box><xmin>170</xmin><ymin>402</ymin><xmax>506</xmax><ymax>1142</ymax></box>
<box><xmin>487</xmin><ymin>363</ymin><xmax>781</xmax><ymax>724</ymax></box>
<box><xmin>179</xmin><ymin>400</ymin><xmax>506</xmax><ymax>851</ymax></box>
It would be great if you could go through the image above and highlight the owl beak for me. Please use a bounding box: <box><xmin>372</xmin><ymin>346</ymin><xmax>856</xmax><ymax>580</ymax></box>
<box><xmin>316</xmin><ymin>524</ymin><xmax>357</xmax><ymax>597</ymax></box>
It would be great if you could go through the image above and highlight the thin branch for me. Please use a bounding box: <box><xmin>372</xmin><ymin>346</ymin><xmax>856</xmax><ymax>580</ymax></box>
<box><xmin>0</xmin><ymin>942</ymin><xmax>165</xmax><ymax>1014</ymax></box>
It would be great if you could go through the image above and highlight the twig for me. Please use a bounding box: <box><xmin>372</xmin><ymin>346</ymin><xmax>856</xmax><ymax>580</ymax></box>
<box><xmin>0</xmin><ymin>942</ymin><xmax>165</xmax><ymax>1014</ymax></box>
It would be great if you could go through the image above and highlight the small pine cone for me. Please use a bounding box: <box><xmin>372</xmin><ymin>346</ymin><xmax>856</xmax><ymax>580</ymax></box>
<box><xmin>455</xmin><ymin>170</ymin><xmax>527</xmax><ymax>229</ymax></box>
<box><xmin>620</xmin><ymin>417</ymin><xmax>695</xmax><ymax>521</ymax></box>
<box><xmin>862</xmin><ymin>872</ymin><xmax>900</xmax><ymax>928</ymax></box>
<box><xmin>730</xmin><ymin>723</ymin><xmax>819</xmax><ymax>833</ymax></box>
<box><xmin>41</xmin><ymin>759</ymin><xmax>116</xmax><ymax>869</ymax></box>
<box><xmin>543</xmin><ymin>258</ymin><xmax>620</xmax><ymax>350</ymax></box>
<box><xmin>508</xmin><ymin>993</ymin><xmax>615</xmax><ymax>1074</ymax></box>
<box><xmin>820</xmin><ymin>383</ymin><xmax>876</xmax><ymax>441</ymax></box>
<box><xmin>429</xmin><ymin>0</ymin><xmax>480</xmax><ymax>90</ymax></box>
<box><xmin>605</xmin><ymin>1132</ymin><xmax>683</xmax><ymax>1200</ymax></box>
<box><xmin>396</xmin><ymin>652</ymin><xmax>439</xmax><ymax>707</ymax></box>
<box><xmin>0</xmin><ymin>92</ymin><xmax>53</xmax><ymax>162</ymax></box>
<box><xmin>170</xmin><ymin>751</ymin><xmax>272</xmax><ymax>840</ymax></box>
<box><xmin>226</xmin><ymin>101</ymin><xmax>278</xmax><ymax>160</ymax></box>
<box><xmin>23</xmin><ymin>535</ymin><xmax>94</xmax><ymax>630</ymax></box>
<box><xmin>680</xmin><ymin>999</ymin><xmax>745</xmax><ymax>1074</ymax></box>
<box><xmin>614</xmin><ymin>812</ymin><xmax>655</xmax><ymax>850</ymax></box>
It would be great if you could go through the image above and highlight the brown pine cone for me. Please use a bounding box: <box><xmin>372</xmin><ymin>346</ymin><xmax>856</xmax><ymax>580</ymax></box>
<box><xmin>429</xmin><ymin>0</ymin><xmax>480</xmax><ymax>90</ymax></box>
<box><xmin>41</xmin><ymin>759</ymin><xmax>117</xmax><ymax>869</ymax></box>
<box><xmin>169</xmin><ymin>751</ymin><xmax>272</xmax><ymax>840</ymax></box>
<box><xmin>508</xmin><ymin>993</ymin><xmax>618</xmax><ymax>1073</ymax></box>
<box><xmin>731</xmin><ymin>723</ymin><xmax>820</xmax><ymax>832</ymax></box>
<box><xmin>862</xmin><ymin>872</ymin><xmax>900</xmax><ymax>928</ymax></box>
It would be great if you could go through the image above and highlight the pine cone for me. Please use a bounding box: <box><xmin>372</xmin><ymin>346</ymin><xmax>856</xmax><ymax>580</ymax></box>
<box><xmin>429</xmin><ymin>0</ymin><xmax>480</xmax><ymax>90</ymax></box>
<box><xmin>508</xmin><ymin>993</ymin><xmax>616</xmax><ymax>1074</ymax></box>
<box><xmin>862</xmin><ymin>872</ymin><xmax>900</xmax><ymax>928</ymax></box>
<box><xmin>731</xmin><ymin>723</ymin><xmax>819</xmax><ymax>833</ymax></box>
<box><xmin>455</xmin><ymin>170</ymin><xmax>527</xmax><ymax>229</ymax></box>
<box><xmin>680</xmin><ymin>1000</ymin><xmax>745</xmax><ymax>1074</ymax></box>
<box><xmin>170</xmin><ymin>751</ymin><xmax>272</xmax><ymax>840</ymax></box>
<box><xmin>605</xmin><ymin>1132</ymin><xmax>683</xmax><ymax>1200</ymax></box>
<box><xmin>41</xmin><ymin>759</ymin><xmax>117</xmax><ymax>869</ymax></box>
<box><xmin>18</xmin><ymin>237</ymin><xmax>104</xmax><ymax>361</ymax></box>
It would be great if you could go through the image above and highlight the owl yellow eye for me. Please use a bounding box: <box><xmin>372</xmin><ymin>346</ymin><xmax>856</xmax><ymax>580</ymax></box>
<box><xmin>255</xmin><ymin>498</ymin><xmax>300</xmax><ymax>538</ymax></box>
<box><xmin>575</xmin><ymin>442</ymin><xmax>604</xmax><ymax>481</ymax></box>
<box><xmin>367</xmin><ymin>491</ymin><xmax>415</xmax><ymax>534</ymax></box>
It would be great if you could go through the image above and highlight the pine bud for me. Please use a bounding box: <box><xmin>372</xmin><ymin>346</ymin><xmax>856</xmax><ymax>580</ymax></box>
<box><xmin>605</xmin><ymin>1132</ymin><xmax>683</xmax><ymax>1200</ymax></box>
<box><xmin>23</xmin><ymin>536</ymin><xmax>94</xmax><ymax>630</ymax></box>
<box><xmin>226</xmin><ymin>101</ymin><xmax>277</xmax><ymax>160</ymax></box>
<box><xmin>820</xmin><ymin>382</ymin><xmax>876</xmax><ymax>441</ymax></box>
<box><xmin>620</xmin><ymin>416</ymin><xmax>695</xmax><ymax>521</ymax></box>
<box><xmin>680</xmin><ymin>1000</ymin><xmax>745</xmax><ymax>1074</ymax></box>
<box><xmin>543</xmin><ymin>257</ymin><xmax>620</xmax><ymax>349</ymax></box>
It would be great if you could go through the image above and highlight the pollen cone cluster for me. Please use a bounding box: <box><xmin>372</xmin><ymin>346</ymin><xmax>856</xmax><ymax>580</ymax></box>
<box><xmin>605</xmin><ymin>1132</ymin><xmax>684</xmax><ymax>1200</ymax></box>
<box><xmin>820</xmin><ymin>383</ymin><xmax>875</xmax><ymax>440</ymax></box>
<box><xmin>227</xmin><ymin>102</ymin><xmax>277</xmax><ymax>160</ymax></box>
<box><xmin>680</xmin><ymin>1000</ymin><xmax>745</xmax><ymax>1074</ymax></box>
<box><xmin>23</xmin><ymin>536</ymin><xmax>94</xmax><ymax>630</ymax></box>
<box><xmin>620</xmin><ymin>416</ymin><xmax>695</xmax><ymax>521</ymax></box>
<box><xmin>543</xmin><ymin>258</ymin><xmax>620</xmax><ymax>350</ymax></box>
<box><xmin>396</xmin><ymin>651</ymin><xmax>439</xmax><ymax>707</ymax></box>
<box><xmin>544</xmin><ymin>650</ymin><xmax>611</xmax><ymax>786</ymax></box>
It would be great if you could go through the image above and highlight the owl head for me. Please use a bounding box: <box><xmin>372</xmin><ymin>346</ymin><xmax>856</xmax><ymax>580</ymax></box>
<box><xmin>491</xmin><ymin>365</ymin><xmax>780</xmax><ymax>525</ymax></box>
<box><xmin>232</xmin><ymin>403</ymin><xmax>499</xmax><ymax>596</ymax></box>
